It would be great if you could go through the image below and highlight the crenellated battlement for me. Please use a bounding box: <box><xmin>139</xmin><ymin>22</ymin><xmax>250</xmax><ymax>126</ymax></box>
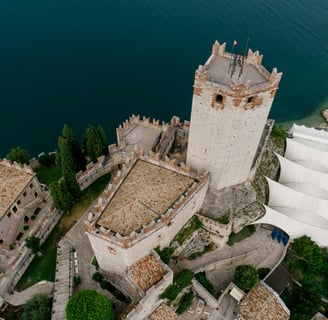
<box><xmin>84</xmin><ymin>153</ymin><xmax>209</xmax><ymax>248</ymax></box>
<box><xmin>0</xmin><ymin>158</ymin><xmax>34</xmax><ymax>175</ymax></box>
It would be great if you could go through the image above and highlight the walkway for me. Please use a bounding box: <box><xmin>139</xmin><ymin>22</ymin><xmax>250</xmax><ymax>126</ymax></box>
<box><xmin>174</xmin><ymin>227</ymin><xmax>286</xmax><ymax>292</ymax></box>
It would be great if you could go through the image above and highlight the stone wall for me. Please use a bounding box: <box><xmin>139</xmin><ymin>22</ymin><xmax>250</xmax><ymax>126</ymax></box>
<box><xmin>85</xmin><ymin>154</ymin><xmax>209</xmax><ymax>273</ymax></box>
<box><xmin>124</xmin><ymin>253</ymin><xmax>173</xmax><ymax>320</ymax></box>
<box><xmin>191</xmin><ymin>279</ymin><xmax>217</xmax><ymax>308</ymax></box>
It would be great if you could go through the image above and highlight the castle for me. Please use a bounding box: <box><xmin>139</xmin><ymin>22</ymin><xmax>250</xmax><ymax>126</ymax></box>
<box><xmin>82</xmin><ymin>40</ymin><xmax>283</xmax><ymax>319</ymax></box>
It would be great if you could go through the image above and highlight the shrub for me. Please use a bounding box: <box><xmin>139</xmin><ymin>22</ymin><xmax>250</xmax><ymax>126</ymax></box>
<box><xmin>174</xmin><ymin>269</ymin><xmax>194</xmax><ymax>289</ymax></box>
<box><xmin>23</xmin><ymin>225</ymin><xmax>29</xmax><ymax>231</ymax></box>
<box><xmin>66</xmin><ymin>290</ymin><xmax>114</xmax><ymax>320</ymax></box>
<box><xmin>176</xmin><ymin>291</ymin><xmax>194</xmax><ymax>315</ymax></box>
<box><xmin>21</xmin><ymin>294</ymin><xmax>51</xmax><ymax>320</ymax></box>
<box><xmin>159</xmin><ymin>284</ymin><xmax>180</xmax><ymax>301</ymax></box>
<box><xmin>92</xmin><ymin>272</ymin><xmax>103</xmax><ymax>282</ymax></box>
<box><xmin>195</xmin><ymin>272</ymin><xmax>217</xmax><ymax>297</ymax></box>
<box><xmin>155</xmin><ymin>246</ymin><xmax>174</xmax><ymax>264</ymax></box>
<box><xmin>73</xmin><ymin>275</ymin><xmax>81</xmax><ymax>285</ymax></box>
<box><xmin>234</xmin><ymin>265</ymin><xmax>259</xmax><ymax>292</ymax></box>
<box><xmin>31</xmin><ymin>215</ymin><xmax>36</xmax><ymax>220</ymax></box>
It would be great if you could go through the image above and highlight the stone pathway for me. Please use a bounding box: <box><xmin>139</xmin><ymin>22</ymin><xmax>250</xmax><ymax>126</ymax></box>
<box><xmin>173</xmin><ymin>227</ymin><xmax>286</xmax><ymax>292</ymax></box>
<box><xmin>5</xmin><ymin>281</ymin><xmax>54</xmax><ymax>306</ymax></box>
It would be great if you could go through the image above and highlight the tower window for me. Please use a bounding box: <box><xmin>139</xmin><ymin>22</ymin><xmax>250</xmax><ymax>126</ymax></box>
<box><xmin>247</xmin><ymin>96</ymin><xmax>254</xmax><ymax>104</ymax></box>
<box><xmin>216</xmin><ymin>94</ymin><xmax>223</xmax><ymax>104</ymax></box>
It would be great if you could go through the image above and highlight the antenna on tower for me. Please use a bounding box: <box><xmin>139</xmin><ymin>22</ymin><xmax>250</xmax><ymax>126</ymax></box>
<box><xmin>238</xmin><ymin>36</ymin><xmax>250</xmax><ymax>79</ymax></box>
<box><xmin>228</xmin><ymin>40</ymin><xmax>238</xmax><ymax>77</ymax></box>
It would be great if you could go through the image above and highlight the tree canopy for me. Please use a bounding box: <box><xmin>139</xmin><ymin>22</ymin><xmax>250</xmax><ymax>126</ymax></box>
<box><xmin>234</xmin><ymin>264</ymin><xmax>259</xmax><ymax>292</ymax></box>
<box><xmin>21</xmin><ymin>294</ymin><xmax>51</xmax><ymax>320</ymax></box>
<box><xmin>50</xmin><ymin>179</ymin><xmax>74</xmax><ymax>212</ymax></box>
<box><xmin>24</xmin><ymin>236</ymin><xmax>41</xmax><ymax>254</ymax></box>
<box><xmin>83</xmin><ymin>125</ymin><xmax>109</xmax><ymax>163</ymax></box>
<box><xmin>56</xmin><ymin>124</ymin><xmax>85</xmax><ymax>174</ymax></box>
<box><xmin>6</xmin><ymin>146</ymin><xmax>30</xmax><ymax>164</ymax></box>
<box><xmin>66</xmin><ymin>290</ymin><xmax>114</xmax><ymax>320</ymax></box>
<box><xmin>292</xmin><ymin>235</ymin><xmax>316</xmax><ymax>260</ymax></box>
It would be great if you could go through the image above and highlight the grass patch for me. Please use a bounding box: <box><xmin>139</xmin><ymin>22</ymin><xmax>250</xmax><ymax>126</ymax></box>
<box><xmin>59</xmin><ymin>173</ymin><xmax>111</xmax><ymax>233</ymax></box>
<box><xmin>228</xmin><ymin>225</ymin><xmax>256</xmax><ymax>246</ymax></box>
<box><xmin>34</xmin><ymin>166</ymin><xmax>62</xmax><ymax>185</ymax></box>
<box><xmin>173</xmin><ymin>216</ymin><xmax>202</xmax><ymax>245</ymax></box>
<box><xmin>215</xmin><ymin>214</ymin><xmax>229</xmax><ymax>224</ymax></box>
<box><xmin>15</xmin><ymin>226</ymin><xmax>60</xmax><ymax>291</ymax></box>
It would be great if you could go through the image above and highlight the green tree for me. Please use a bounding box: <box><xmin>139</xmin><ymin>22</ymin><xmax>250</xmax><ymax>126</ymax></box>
<box><xmin>307</xmin><ymin>244</ymin><xmax>324</xmax><ymax>273</ymax></box>
<box><xmin>293</xmin><ymin>235</ymin><xmax>316</xmax><ymax>260</ymax></box>
<box><xmin>21</xmin><ymin>294</ymin><xmax>51</xmax><ymax>320</ymax></box>
<box><xmin>234</xmin><ymin>265</ymin><xmax>259</xmax><ymax>292</ymax></box>
<box><xmin>63</xmin><ymin>169</ymin><xmax>81</xmax><ymax>200</ymax></box>
<box><xmin>174</xmin><ymin>269</ymin><xmax>194</xmax><ymax>288</ymax></box>
<box><xmin>6</xmin><ymin>147</ymin><xmax>30</xmax><ymax>164</ymax></box>
<box><xmin>83</xmin><ymin>124</ymin><xmax>108</xmax><ymax>163</ymax></box>
<box><xmin>56</xmin><ymin>125</ymin><xmax>85</xmax><ymax>173</ymax></box>
<box><xmin>66</xmin><ymin>290</ymin><xmax>114</xmax><ymax>320</ymax></box>
<box><xmin>97</xmin><ymin>125</ymin><xmax>109</xmax><ymax>155</ymax></box>
<box><xmin>50</xmin><ymin>180</ymin><xmax>74</xmax><ymax>212</ymax></box>
<box><xmin>154</xmin><ymin>246</ymin><xmax>174</xmax><ymax>264</ymax></box>
<box><xmin>176</xmin><ymin>291</ymin><xmax>194</xmax><ymax>315</ymax></box>
<box><xmin>24</xmin><ymin>236</ymin><xmax>41</xmax><ymax>254</ymax></box>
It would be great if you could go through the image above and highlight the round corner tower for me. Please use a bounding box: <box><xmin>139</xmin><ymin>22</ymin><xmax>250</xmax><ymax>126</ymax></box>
<box><xmin>187</xmin><ymin>40</ymin><xmax>282</xmax><ymax>190</ymax></box>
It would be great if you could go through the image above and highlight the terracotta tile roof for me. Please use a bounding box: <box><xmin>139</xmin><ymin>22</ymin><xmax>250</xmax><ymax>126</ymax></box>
<box><xmin>0</xmin><ymin>162</ymin><xmax>33</xmax><ymax>218</ymax></box>
<box><xmin>236</xmin><ymin>282</ymin><xmax>290</xmax><ymax>320</ymax></box>
<box><xmin>98</xmin><ymin>160</ymin><xmax>193</xmax><ymax>235</ymax></box>
<box><xmin>149</xmin><ymin>303</ymin><xmax>177</xmax><ymax>320</ymax></box>
<box><xmin>129</xmin><ymin>254</ymin><xmax>165</xmax><ymax>292</ymax></box>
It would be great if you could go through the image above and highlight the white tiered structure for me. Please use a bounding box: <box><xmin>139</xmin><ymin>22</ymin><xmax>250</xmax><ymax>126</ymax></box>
<box><xmin>187</xmin><ymin>41</ymin><xmax>282</xmax><ymax>190</ymax></box>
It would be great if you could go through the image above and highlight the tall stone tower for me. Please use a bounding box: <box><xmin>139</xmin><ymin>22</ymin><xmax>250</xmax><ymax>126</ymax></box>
<box><xmin>187</xmin><ymin>41</ymin><xmax>282</xmax><ymax>190</ymax></box>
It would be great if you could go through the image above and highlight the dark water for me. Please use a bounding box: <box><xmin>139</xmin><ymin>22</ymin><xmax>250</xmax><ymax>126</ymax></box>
<box><xmin>0</xmin><ymin>0</ymin><xmax>327</xmax><ymax>157</ymax></box>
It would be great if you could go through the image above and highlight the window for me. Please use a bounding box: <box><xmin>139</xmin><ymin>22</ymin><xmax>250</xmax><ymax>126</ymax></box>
<box><xmin>17</xmin><ymin>199</ymin><xmax>21</xmax><ymax>205</ymax></box>
<box><xmin>7</xmin><ymin>212</ymin><xmax>12</xmax><ymax>218</ymax></box>
<box><xmin>216</xmin><ymin>94</ymin><xmax>223</xmax><ymax>104</ymax></box>
<box><xmin>29</xmin><ymin>183</ymin><xmax>33</xmax><ymax>189</ymax></box>
<box><xmin>16</xmin><ymin>232</ymin><xmax>24</xmax><ymax>241</ymax></box>
<box><xmin>24</xmin><ymin>216</ymin><xmax>29</xmax><ymax>224</ymax></box>
<box><xmin>34</xmin><ymin>192</ymin><xmax>38</xmax><ymax>198</ymax></box>
<box><xmin>247</xmin><ymin>96</ymin><xmax>254</xmax><ymax>104</ymax></box>
<box><xmin>12</xmin><ymin>206</ymin><xmax>17</xmax><ymax>213</ymax></box>
<box><xmin>23</xmin><ymin>191</ymin><xmax>27</xmax><ymax>197</ymax></box>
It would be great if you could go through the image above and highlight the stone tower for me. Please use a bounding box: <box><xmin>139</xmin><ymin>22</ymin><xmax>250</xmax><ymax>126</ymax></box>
<box><xmin>187</xmin><ymin>40</ymin><xmax>282</xmax><ymax>190</ymax></box>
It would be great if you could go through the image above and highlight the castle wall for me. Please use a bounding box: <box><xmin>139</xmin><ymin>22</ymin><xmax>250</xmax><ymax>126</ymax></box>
<box><xmin>86</xmin><ymin>177</ymin><xmax>209</xmax><ymax>273</ymax></box>
<box><xmin>124</xmin><ymin>252</ymin><xmax>173</xmax><ymax>319</ymax></box>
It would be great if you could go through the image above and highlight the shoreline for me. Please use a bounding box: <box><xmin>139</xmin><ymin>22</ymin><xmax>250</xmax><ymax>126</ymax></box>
<box><xmin>277</xmin><ymin>107</ymin><xmax>328</xmax><ymax>130</ymax></box>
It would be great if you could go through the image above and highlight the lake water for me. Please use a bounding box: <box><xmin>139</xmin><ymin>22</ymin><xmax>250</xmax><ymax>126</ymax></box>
<box><xmin>0</xmin><ymin>0</ymin><xmax>327</xmax><ymax>157</ymax></box>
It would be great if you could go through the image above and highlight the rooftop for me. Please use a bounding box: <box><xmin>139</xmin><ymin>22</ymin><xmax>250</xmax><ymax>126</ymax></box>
<box><xmin>0</xmin><ymin>161</ymin><xmax>34</xmax><ymax>218</ymax></box>
<box><xmin>206</xmin><ymin>55</ymin><xmax>268</xmax><ymax>89</ymax></box>
<box><xmin>123</xmin><ymin>124</ymin><xmax>162</xmax><ymax>154</ymax></box>
<box><xmin>149</xmin><ymin>303</ymin><xmax>177</xmax><ymax>320</ymax></box>
<box><xmin>97</xmin><ymin>160</ymin><xmax>194</xmax><ymax>236</ymax></box>
<box><xmin>128</xmin><ymin>254</ymin><xmax>165</xmax><ymax>292</ymax></box>
<box><xmin>236</xmin><ymin>282</ymin><xmax>290</xmax><ymax>320</ymax></box>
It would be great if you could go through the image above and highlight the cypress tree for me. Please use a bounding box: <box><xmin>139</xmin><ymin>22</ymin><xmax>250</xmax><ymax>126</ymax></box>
<box><xmin>83</xmin><ymin>125</ymin><xmax>108</xmax><ymax>163</ymax></box>
<box><xmin>97</xmin><ymin>125</ymin><xmax>109</xmax><ymax>156</ymax></box>
<box><xmin>50</xmin><ymin>179</ymin><xmax>74</xmax><ymax>212</ymax></box>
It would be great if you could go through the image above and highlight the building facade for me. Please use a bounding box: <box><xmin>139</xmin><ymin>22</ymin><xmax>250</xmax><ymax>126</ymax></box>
<box><xmin>187</xmin><ymin>41</ymin><xmax>282</xmax><ymax>190</ymax></box>
<box><xmin>0</xmin><ymin>159</ymin><xmax>46</xmax><ymax>249</ymax></box>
